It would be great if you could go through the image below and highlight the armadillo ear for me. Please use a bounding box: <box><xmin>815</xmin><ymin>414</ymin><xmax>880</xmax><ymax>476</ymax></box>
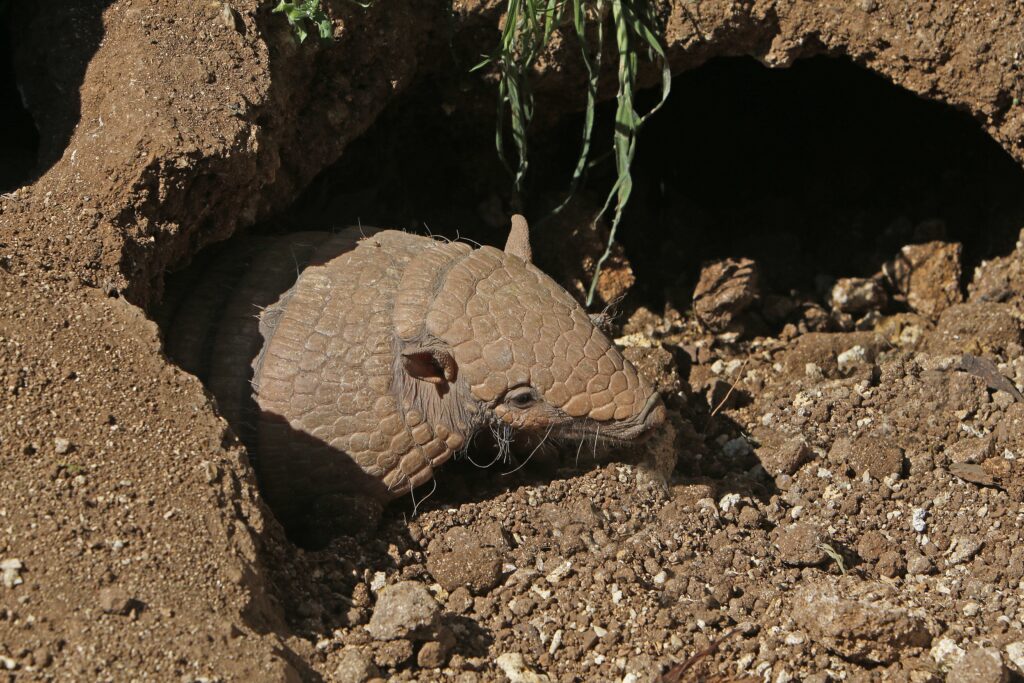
<box><xmin>403</xmin><ymin>347</ymin><xmax>458</xmax><ymax>385</ymax></box>
<box><xmin>504</xmin><ymin>214</ymin><xmax>532</xmax><ymax>263</ymax></box>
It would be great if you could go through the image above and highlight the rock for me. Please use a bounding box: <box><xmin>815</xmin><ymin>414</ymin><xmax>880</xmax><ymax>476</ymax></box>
<box><xmin>772</xmin><ymin>438</ymin><xmax>812</xmax><ymax>476</ymax></box>
<box><xmin>621</xmin><ymin>345</ymin><xmax>681</xmax><ymax>395</ymax></box>
<box><xmin>911</xmin><ymin>507</ymin><xmax>928</xmax><ymax>533</ymax></box>
<box><xmin>30</xmin><ymin>647</ymin><xmax>52</xmax><ymax>669</ymax></box>
<box><xmin>774</xmin><ymin>522</ymin><xmax>827</xmax><ymax>566</ymax></box>
<box><xmin>947</xmin><ymin>647</ymin><xmax>1008</xmax><ymax>683</ymax></box>
<box><xmin>948</xmin><ymin>463</ymin><xmax>996</xmax><ymax>487</ymax></box>
<box><xmin>792</xmin><ymin>579</ymin><xmax>932</xmax><ymax>665</ymax></box>
<box><xmin>906</xmin><ymin>551</ymin><xmax>933</xmax><ymax>576</ymax></box>
<box><xmin>372</xmin><ymin>639</ymin><xmax>414</xmax><ymax>669</ymax></box>
<box><xmin>836</xmin><ymin>345</ymin><xmax>869</xmax><ymax>373</ymax></box>
<box><xmin>333</xmin><ymin>647</ymin><xmax>379</xmax><ymax>683</ymax></box>
<box><xmin>692</xmin><ymin>258</ymin><xmax>760</xmax><ymax>334</ymax></box>
<box><xmin>426</xmin><ymin>524</ymin><xmax>507</xmax><ymax>595</ymax></box>
<box><xmin>53</xmin><ymin>437</ymin><xmax>71</xmax><ymax>454</ymax></box>
<box><xmin>633</xmin><ymin>415</ymin><xmax>678</xmax><ymax>490</ymax></box>
<box><xmin>366</xmin><ymin>581</ymin><xmax>441</xmax><ymax>641</ymax></box>
<box><xmin>874</xmin><ymin>312</ymin><xmax>930</xmax><ymax>350</ymax></box>
<box><xmin>495</xmin><ymin>653</ymin><xmax>550</xmax><ymax>683</ymax></box>
<box><xmin>754</xmin><ymin>428</ymin><xmax>811</xmax><ymax>477</ymax></box>
<box><xmin>829</xmin><ymin>435</ymin><xmax>905</xmax><ymax>479</ymax></box>
<box><xmin>0</xmin><ymin>559</ymin><xmax>24</xmax><ymax>589</ymax></box>
<box><xmin>831</xmin><ymin>277</ymin><xmax>887</xmax><ymax>314</ymax></box>
<box><xmin>1004</xmin><ymin>642</ymin><xmax>1024</xmax><ymax>676</ymax></box>
<box><xmin>931</xmin><ymin>637</ymin><xmax>967</xmax><ymax>668</ymax></box>
<box><xmin>220</xmin><ymin>2</ymin><xmax>244</xmax><ymax>32</ymax></box>
<box><xmin>876</xmin><ymin>550</ymin><xmax>906</xmax><ymax>578</ymax></box>
<box><xmin>884</xmin><ymin>241</ymin><xmax>963</xmax><ymax>317</ymax></box>
<box><xmin>946</xmin><ymin>437</ymin><xmax>994</xmax><ymax>464</ymax></box>
<box><xmin>969</xmin><ymin>227</ymin><xmax>1024</xmax><ymax>308</ymax></box>
<box><xmin>996</xmin><ymin>403</ymin><xmax>1024</xmax><ymax>452</ymax></box>
<box><xmin>447</xmin><ymin>586</ymin><xmax>473</xmax><ymax>614</ymax></box>
<box><xmin>98</xmin><ymin>586</ymin><xmax>133</xmax><ymax>615</ymax></box>
<box><xmin>856</xmin><ymin>530</ymin><xmax>891</xmax><ymax>562</ymax></box>
<box><xmin>946</xmin><ymin>536</ymin><xmax>983</xmax><ymax>566</ymax></box>
<box><xmin>417</xmin><ymin>640</ymin><xmax>446</xmax><ymax>669</ymax></box>
<box><xmin>706</xmin><ymin>378</ymin><xmax>739</xmax><ymax>411</ymax></box>
<box><xmin>781</xmin><ymin>332</ymin><xmax>883</xmax><ymax>379</ymax></box>
<box><xmin>926</xmin><ymin>303</ymin><xmax>1023</xmax><ymax>356</ymax></box>
<box><xmin>831</xmin><ymin>436</ymin><xmax>905</xmax><ymax>479</ymax></box>
<box><xmin>956</xmin><ymin>354</ymin><xmax>1023</xmax><ymax>401</ymax></box>
<box><xmin>722</xmin><ymin>436</ymin><xmax>752</xmax><ymax>459</ymax></box>
<box><xmin>417</xmin><ymin>625</ymin><xmax>455</xmax><ymax>668</ymax></box>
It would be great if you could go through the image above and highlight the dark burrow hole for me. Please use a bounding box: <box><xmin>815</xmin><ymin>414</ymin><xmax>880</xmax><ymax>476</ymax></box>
<box><xmin>0</xmin><ymin>11</ymin><xmax>39</xmax><ymax>194</ymax></box>
<box><xmin>615</xmin><ymin>56</ymin><xmax>1024</xmax><ymax>309</ymax></box>
<box><xmin>160</xmin><ymin>55</ymin><xmax>1024</xmax><ymax>543</ymax></box>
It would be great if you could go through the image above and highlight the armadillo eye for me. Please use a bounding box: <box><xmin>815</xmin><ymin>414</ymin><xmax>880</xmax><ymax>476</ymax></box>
<box><xmin>506</xmin><ymin>386</ymin><xmax>537</xmax><ymax>409</ymax></box>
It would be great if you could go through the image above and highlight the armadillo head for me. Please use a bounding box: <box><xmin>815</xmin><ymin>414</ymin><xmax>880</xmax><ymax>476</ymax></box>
<box><xmin>393</xmin><ymin>215</ymin><xmax>665</xmax><ymax>458</ymax></box>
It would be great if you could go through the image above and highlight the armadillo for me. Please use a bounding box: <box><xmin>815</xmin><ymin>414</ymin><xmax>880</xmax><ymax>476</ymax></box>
<box><xmin>161</xmin><ymin>217</ymin><xmax>665</xmax><ymax>532</ymax></box>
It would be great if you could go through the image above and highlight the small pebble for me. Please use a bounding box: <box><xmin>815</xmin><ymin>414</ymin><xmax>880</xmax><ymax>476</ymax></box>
<box><xmin>367</xmin><ymin>581</ymin><xmax>440</xmax><ymax>641</ymax></box>
<box><xmin>99</xmin><ymin>586</ymin><xmax>133</xmax><ymax>615</ymax></box>
<box><xmin>0</xmin><ymin>559</ymin><xmax>24</xmax><ymax>589</ymax></box>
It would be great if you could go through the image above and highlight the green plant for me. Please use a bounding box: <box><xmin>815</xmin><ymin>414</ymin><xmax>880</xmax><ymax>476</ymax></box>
<box><xmin>273</xmin><ymin>0</ymin><xmax>332</xmax><ymax>42</ymax></box>
<box><xmin>477</xmin><ymin>0</ymin><xmax>671</xmax><ymax>305</ymax></box>
<box><xmin>818</xmin><ymin>543</ymin><xmax>848</xmax><ymax>575</ymax></box>
<box><xmin>61</xmin><ymin>463</ymin><xmax>85</xmax><ymax>477</ymax></box>
<box><xmin>273</xmin><ymin>0</ymin><xmax>373</xmax><ymax>43</ymax></box>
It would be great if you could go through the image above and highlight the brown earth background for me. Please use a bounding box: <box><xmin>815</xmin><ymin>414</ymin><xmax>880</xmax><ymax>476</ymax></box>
<box><xmin>4</xmin><ymin>1</ymin><xmax>1024</xmax><ymax>680</ymax></box>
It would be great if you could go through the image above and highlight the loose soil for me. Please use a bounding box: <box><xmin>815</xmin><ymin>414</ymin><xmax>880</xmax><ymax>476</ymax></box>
<box><xmin>4</xmin><ymin>2</ymin><xmax>1024</xmax><ymax>682</ymax></box>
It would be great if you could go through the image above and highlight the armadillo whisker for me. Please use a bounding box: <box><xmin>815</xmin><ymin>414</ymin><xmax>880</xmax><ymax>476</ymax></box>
<box><xmin>409</xmin><ymin>477</ymin><xmax>437</xmax><ymax>518</ymax></box>
<box><xmin>489</xmin><ymin>421</ymin><xmax>514</xmax><ymax>466</ymax></box>
<box><xmin>501</xmin><ymin>423</ymin><xmax>554</xmax><ymax>477</ymax></box>
<box><xmin>463</xmin><ymin>422</ymin><xmax>510</xmax><ymax>469</ymax></box>
<box><xmin>463</xmin><ymin>451</ymin><xmax>502</xmax><ymax>469</ymax></box>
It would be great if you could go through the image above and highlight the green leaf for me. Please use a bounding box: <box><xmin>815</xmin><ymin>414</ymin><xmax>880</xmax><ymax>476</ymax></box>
<box><xmin>272</xmin><ymin>0</ymin><xmax>362</xmax><ymax>43</ymax></box>
<box><xmin>586</xmin><ymin>0</ymin><xmax>671</xmax><ymax>306</ymax></box>
<box><xmin>317</xmin><ymin>18</ymin><xmax>333</xmax><ymax>39</ymax></box>
<box><xmin>479</xmin><ymin>0</ymin><xmax>669</xmax><ymax>289</ymax></box>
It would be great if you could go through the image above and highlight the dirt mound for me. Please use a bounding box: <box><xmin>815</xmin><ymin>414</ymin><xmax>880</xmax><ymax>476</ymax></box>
<box><xmin>4</xmin><ymin>1</ymin><xmax>1024</xmax><ymax>680</ymax></box>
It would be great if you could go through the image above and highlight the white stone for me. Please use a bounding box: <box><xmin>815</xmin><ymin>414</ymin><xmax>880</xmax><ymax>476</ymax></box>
<box><xmin>912</xmin><ymin>508</ymin><xmax>928</xmax><ymax>533</ymax></box>
<box><xmin>931</xmin><ymin>637</ymin><xmax>966</xmax><ymax>668</ymax></box>
<box><xmin>837</xmin><ymin>345</ymin><xmax>868</xmax><ymax>372</ymax></box>
<box><xmin>1005</xmin><ymin>642</ymin><xmax>1024</xmax><ymax>675</ymax></box>
<box><xmin>496</xmin><ymin>653</ymin><xmax>550</xmax><ymax>683</ymax></box>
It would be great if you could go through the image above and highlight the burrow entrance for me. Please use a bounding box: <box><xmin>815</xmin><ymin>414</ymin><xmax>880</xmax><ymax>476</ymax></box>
<box><xmin>615</xmin><ymin>56</ymin><xmax>1024</xmax><ymax>308</ymax></box>
<box><xmin>252</xmin><ymin>54</ymin><xmax>1024</xmax><ymax>314</ymax></box>
<box><xmin>0</xmin><ymin>12</ymin><xmax>39</xmax><ymax>194</ymax></box>
<box><xmin>159</xmin><ymin>54</ymin><xmax>1024</xmax><ymax>535</ymax></box>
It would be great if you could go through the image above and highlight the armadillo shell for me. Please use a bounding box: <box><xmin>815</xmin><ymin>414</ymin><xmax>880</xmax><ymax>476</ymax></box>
<box><xmin>161</xmin><ymin>228</ymin><xmax>394</xmax><ymax>533</ymax></box>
